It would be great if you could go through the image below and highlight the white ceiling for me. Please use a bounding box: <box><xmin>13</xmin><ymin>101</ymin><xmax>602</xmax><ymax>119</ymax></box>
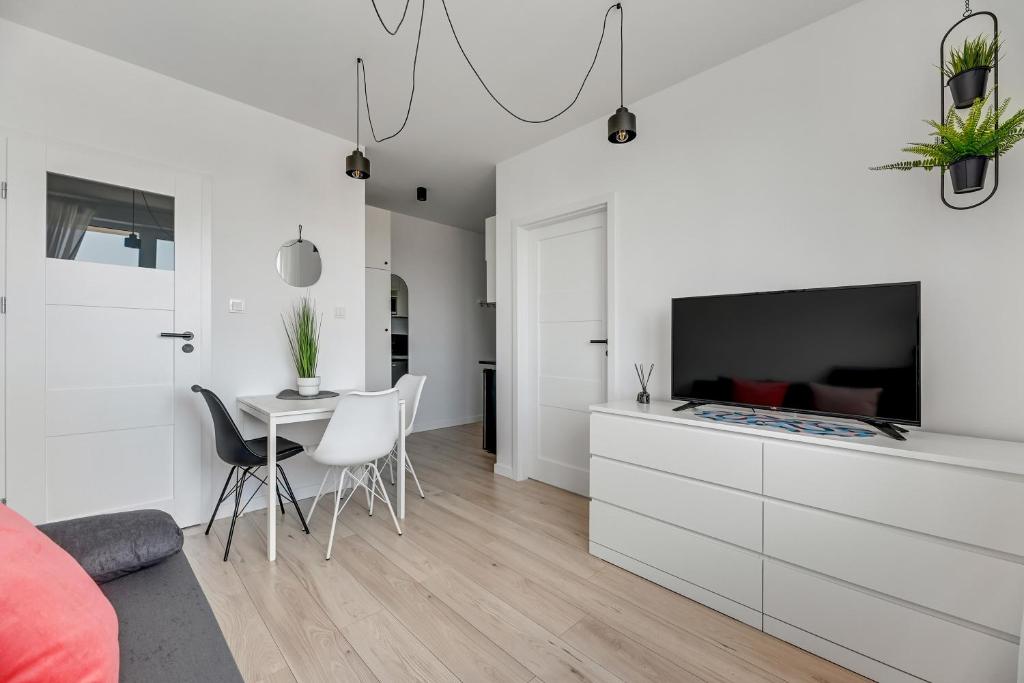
<box><xmin>0</xmin><ymin>0</ymin><xmax>862</xmax><ymax>230</ymax></box>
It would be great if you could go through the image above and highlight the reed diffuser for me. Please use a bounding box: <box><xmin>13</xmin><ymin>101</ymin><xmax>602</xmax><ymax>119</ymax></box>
<box><xmin>634</xmin><ymin>363</ymin><xmax>653</xmax><ymax>404</ymax></box>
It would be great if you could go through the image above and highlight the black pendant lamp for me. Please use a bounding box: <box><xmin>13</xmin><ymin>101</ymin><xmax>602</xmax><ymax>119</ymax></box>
<box><xmin>346</xmin><ymin>58</ymin><xmax>371</xmax><ymax>180</ymax></box>
<box><xmin>607</xmin><ymin>3</ymin><xmax>636</xmax><ymax>144</ymax></box>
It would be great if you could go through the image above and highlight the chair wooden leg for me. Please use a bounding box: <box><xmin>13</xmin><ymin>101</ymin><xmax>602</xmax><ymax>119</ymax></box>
<box><xmin>205</xmin><ymin>466</ymin><xmax>236</xmax><ymax>535</ymax></box>
<box><xmin>277</xmin><ymin>465</ymin><xmax>310</xmax><ymax>534</ymax></box>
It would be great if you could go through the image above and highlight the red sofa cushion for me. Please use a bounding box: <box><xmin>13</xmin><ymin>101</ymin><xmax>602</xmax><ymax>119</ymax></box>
<box><xmin>0</xmin><ymin>504</ymin><xmax>119</xmax><ymax>683</ymax></box>
<box><xmin>732</xmin><ymin>378</ymin><xmax>791</xmax><ymax>407</ymax></box>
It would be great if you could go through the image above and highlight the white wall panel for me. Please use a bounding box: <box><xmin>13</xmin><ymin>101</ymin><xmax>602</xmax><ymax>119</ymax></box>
<box><xmin>46</xmin><ymin>385</ymin><xmax>173</xmax><ymax>437</ymax></box>
<box><xmin>46</xmin><ymin>305</ymin><xmax>173</xmax><ymax>389</ymax></box>
<box><xmin>45</xmin><ymin>425</ymin><xmax>173</xmax><ymax>521</ymax></box>
<box><xmin>45</xmin><ymin>252</ymin><xmax>174</xmax><ymax>309</ymax></box>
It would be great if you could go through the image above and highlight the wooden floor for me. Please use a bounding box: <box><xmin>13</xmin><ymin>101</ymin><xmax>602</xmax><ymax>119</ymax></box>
<box><xmin>184</xmin><ymin>423</ymin><xmax>867</xmax><ymax>683</ymax></box>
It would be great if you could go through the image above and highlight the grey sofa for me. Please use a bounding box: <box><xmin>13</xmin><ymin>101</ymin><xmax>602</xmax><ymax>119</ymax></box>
<box><xmin>39</xmin><ymin>510</ymin><xmax>243</xmax><ymax>683</ymax></box>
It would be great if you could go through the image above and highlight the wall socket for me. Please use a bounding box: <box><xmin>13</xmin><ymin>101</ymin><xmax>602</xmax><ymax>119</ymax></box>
<box><xmin>228</xmin><ymin>299</ymin><xmax>246</xmax><ymax>313</ymax></box>
<box><xmin>335</xmin><ymin>306</ymin><xmax>346</xmax><ymax>319</ymax></box>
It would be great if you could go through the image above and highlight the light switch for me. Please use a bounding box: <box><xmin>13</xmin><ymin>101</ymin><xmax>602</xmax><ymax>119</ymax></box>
<box><xmin>228</xmin><ymin>299</ymin><xmax>246</xmax><ymax>313</ymax></box>
<box><xmin>335</xmin><ymin>306</ymin><xmax>346</xmax><ymax>319</ymax></box>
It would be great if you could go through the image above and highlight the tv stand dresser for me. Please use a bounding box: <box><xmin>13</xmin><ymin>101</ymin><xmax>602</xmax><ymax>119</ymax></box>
<box><xmin>589</xmin><ymin>401</ymin><xmax>1024</xmax><ymax>682</ymax></box>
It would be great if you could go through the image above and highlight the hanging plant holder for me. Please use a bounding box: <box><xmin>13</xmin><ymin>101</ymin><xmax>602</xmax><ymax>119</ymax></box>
<box><xmin>949</xmin><ymin>155</ymin><xmax>990</xmax><ymax>193</ymax></box>
<box><xmin>940</xmin><ymin>8</ymin><xmax>999</xmax><ymax>209</ymax></box>
<box><xmin>948</xmin><ymin>67</ymin><xmax>992</xmax><ymax>109</ymax></box>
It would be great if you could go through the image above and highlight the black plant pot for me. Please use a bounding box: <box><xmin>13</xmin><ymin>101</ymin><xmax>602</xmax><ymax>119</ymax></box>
<box><xmin>949</xmin><ymin>156</ymin><xmax>990</xmax><ymax>194</ymax></box>
<box><xmin>947</xmin><ymin>66</ymin><xmax>991</xmax><ymax>109</ymax></box>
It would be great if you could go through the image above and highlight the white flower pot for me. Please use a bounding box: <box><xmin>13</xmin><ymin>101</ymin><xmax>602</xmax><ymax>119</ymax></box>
<box><xmin>297</xmin><ymin>376</ymin><xmax>321</xmax><ymax>397</ymax></box>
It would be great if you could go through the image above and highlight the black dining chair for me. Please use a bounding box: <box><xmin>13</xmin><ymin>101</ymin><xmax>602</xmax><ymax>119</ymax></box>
<box><xmin>191</xmin><ymin>385</ymin><xmax>310</xmax><ymax>560</ymax></box>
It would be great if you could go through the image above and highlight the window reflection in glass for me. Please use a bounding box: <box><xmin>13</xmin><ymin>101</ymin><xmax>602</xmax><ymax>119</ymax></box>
<box><xmin>46</xmin><ymin>173</ymin><xmax>174</xmax><ymax>271</ymax></box>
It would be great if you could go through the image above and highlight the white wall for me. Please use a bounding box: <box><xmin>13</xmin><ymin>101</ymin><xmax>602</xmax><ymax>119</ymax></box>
<box><xmin>495</xmin><ymin>0</ymin><xmax>1024</xmax><ymax>476</ymax></box>
<box><xmin>0</xmin><ymin>18</ymin><xmax>365</xmax><ymax>511</ymax></box>
<box><xmin>388</xmin><ymin>210</ymin><xmax>495</xmax><ymax>431</ymax></box>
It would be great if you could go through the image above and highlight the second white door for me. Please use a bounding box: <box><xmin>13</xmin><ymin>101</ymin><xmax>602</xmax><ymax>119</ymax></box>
<box><xmin>527</xmin><ymin>208</ymin><xmax>607</xmax><ymax>495</ymax></box>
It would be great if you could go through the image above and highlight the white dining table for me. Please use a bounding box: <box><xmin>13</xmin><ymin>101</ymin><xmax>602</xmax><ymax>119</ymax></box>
<box><xmin>237</xmin><ymin>391</ymin><xmax>407</xmax><ymax>561</ymax></box>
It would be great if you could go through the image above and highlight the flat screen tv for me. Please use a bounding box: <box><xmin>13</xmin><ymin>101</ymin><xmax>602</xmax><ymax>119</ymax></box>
<box><xmin>671</xmin><ymin>282</ymin><xmax>921</xmax><ymax>427</ymax></box>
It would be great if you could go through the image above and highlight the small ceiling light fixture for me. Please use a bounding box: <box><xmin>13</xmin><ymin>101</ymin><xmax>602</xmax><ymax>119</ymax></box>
<box><xmin>607</xmin><ymin>3</ymin><xmax>636</xmax><ymax>144</ymax></box>
<box><xmin>416</xmin><ymin>186</ymin><xmax>427</xmax><ymax>201</ymax></box>
<box><xmin>346</xmin><ymin>57</ymin><xmax>371</xmax><ymax>180</ymax></box>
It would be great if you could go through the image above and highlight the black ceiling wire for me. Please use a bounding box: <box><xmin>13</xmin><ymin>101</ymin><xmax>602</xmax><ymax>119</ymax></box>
<box><xmin>436</xmin><ymin>0</ymin><xmax>622</xmax><ymax>124</ymax></box>
<box><xmin>358</xmin><ymin>1</ymin><xmax>624</xmax><ymax>141</ymax></box>
<box><xmin>360</xmin><ymin>0</ymin><xmax>426</xmax><ymax>143</ymax></box>
<box><xmin>369</xmin><ymin>0</ymin><xmax>413</xmax><ymax>35</ymax></box>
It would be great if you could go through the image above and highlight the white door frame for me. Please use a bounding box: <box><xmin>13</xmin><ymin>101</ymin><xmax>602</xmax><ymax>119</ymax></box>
<box><xmin>509</xmin><ymin>193</ymin><xmax>617</xmax><ymax>483</ymax></box>
<box><xmin>0</xmin><ymin>136</ymin><xmax>7</xmax><ymax>504</ymax></box>
<box><xmin>2</xmin><ymin>129</ymin><xmax>212</xmax><ymax>525</ymax></box>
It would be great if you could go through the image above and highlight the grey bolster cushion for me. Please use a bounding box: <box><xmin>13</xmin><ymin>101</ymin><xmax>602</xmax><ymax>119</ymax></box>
<box><xmin>38</xmin><ymin>509</ymin><xmax>184</xmax><ymax>584</ymax></box>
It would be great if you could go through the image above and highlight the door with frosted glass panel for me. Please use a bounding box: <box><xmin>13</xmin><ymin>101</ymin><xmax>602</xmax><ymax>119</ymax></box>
<box><xmin>5</xmin><ymin>140</ymin><xmax>203</xmax><ymax>525</ymax></box>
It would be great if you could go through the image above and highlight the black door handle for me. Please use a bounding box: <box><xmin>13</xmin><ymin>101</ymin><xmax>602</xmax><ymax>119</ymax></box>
<box><xmin>589</xmin><ymin>339</ymin><xmax>608</xmax><ymax>344</ymax></box>
<box><xmin>161</xmin><ymin>331</ymin><xmax>194</xmax><ymax>341</ymax></box>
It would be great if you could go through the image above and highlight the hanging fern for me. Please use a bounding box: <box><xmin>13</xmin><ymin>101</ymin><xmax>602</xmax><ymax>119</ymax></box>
<box><xmin>942</xmin><ymin>33</ymin><xmax>1000</xmax><ymax>79</ymax></box>
<box><xmin>871</xmin><ymin>91</ymin><xmax>1024</xmax><ymax>172</ymax></box>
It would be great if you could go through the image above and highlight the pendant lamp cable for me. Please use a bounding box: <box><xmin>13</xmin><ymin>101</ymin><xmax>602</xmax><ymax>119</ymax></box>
<box><xmin>370</xmin><ymin>0</ymin><xmax>412</xmax><ymax>35</ymax></box>
<box><xmin>358</xmin><ymin>1</ymin><xmax>625</xmax><ymax>139</ymax></box>
<box><xmin>359</xmin><ymin>0</ymin><xmax>426</xmax><ymax>143</ymax></box>
<box><xmin>437</xmin><ymin>0</ymin><xmax>622</xmax><ymax>124</ymax></box>
<box><xmin>619</xmin><ymin>2</ymin><xmax>624</xmax><ymax>107</ymax></box>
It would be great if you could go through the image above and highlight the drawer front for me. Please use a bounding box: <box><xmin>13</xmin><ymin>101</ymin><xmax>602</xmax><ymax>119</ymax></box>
<box><xmin>764</xmin><ymin>440</ymin><xmax>1024</xmax><ymax>556</ymax></box>
<box><xmin>591</xmin><ymin>456</ymin><xmax>762</xmax><ymax>551</ymax></box>
<box><xmin>589</xmin><ymin>500</ymin><xmax>762</xmax><ymax>610</ymax></box>
<box><xmin>765</xmin><ymin>501</ymin><xmax>1024</xmax><ymax>635</ymax></box>
<box><xmin>590</xmin><ymin>412</ymin><xmax>762</xmax><ymax>492</ymax></box>
<box><xmin>764</xmin><ymin>561</ymin><xmax>1018</xmax><ymax>683</ymax></box>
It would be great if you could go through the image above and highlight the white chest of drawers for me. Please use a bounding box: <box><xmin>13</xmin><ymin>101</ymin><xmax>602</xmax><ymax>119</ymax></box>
<box><xmin>589</xmin><ymin>401</ymin><xmax>1024</xmax><ymax>683</ymax></box>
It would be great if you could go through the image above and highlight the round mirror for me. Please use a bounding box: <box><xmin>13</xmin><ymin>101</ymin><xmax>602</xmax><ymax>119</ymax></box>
<box><xmin>276</xmin><ymin>238</ymin><xmax>322</xmax><ymax>287</ymax></box>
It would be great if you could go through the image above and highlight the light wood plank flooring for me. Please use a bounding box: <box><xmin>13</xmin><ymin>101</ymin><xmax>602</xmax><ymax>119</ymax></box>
<box><xmin>184</xmin><ymin>422</ymin><xmax>866</xmax><ymax>683</ymax></box>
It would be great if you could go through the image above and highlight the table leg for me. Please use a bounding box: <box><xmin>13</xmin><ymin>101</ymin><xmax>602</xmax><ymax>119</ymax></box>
<box><xmin>266</xmin><ymin>417</ymin><xmax>277</xmax><ymax>561</ymax></box>
<box><xmin>398</xmin><ymin>401</ymin><xmax>406</xmax><ymax>520</ymax></box>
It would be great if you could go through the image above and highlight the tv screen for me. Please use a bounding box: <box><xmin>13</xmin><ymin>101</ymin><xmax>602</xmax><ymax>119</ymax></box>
<box><xmin>671</xmin><ymin>283</ymin><xmax>921</xmax><ymax>425</ymax></box>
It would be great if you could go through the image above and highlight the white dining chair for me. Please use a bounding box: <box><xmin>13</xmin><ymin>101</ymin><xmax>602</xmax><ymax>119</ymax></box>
<box><xmin>381</xmin><ymin>374</ymin><xmax>426</xmax><ymax>499</ymax></box>
<box><xmin>305</xmin><ymin>389</ymin><xmax>402</xmax><ymax>559</ymax></box>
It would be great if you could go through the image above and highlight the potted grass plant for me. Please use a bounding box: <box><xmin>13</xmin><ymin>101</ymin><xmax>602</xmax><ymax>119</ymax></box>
<box><xmin>871</xmin><ymin>91</ymin><xmax>1024</xmax><ymax>194</ymax></box>
<box><xmin>283</xmin><ymin>295</ymin><xmax>323</xmax><ymax>396</ymax></box>
<box><xmin>943</xmin><ymin>33</ymin><xmax>1000</xmax><ymax>109</ymax></box>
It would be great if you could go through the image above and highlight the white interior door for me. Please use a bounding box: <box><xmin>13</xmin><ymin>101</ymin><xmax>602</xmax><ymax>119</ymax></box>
<box><xmin>5</xmin><ymin>137</ymin><xmax>203</xmax><ymax>525</ymax></box>
<box><xmin>527</xmin><ymin>209</ymin><xmax>607</xmax><ymax>495</ymax></box>
<box><xmin>365</xmin><ymin>267</ymin><xmax>392</xmax><ymax>390</ymax></box>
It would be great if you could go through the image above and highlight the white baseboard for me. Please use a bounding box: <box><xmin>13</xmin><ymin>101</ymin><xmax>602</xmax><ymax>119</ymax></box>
<box><xmin>493</xmin><ymin>462</ymin><xmax>523</xmax><ymax>480</ymax></box>
<box><xmin>412</xmin><ymin>414</ymin><xmax>482</xmax><ymax>433</ymax></box>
